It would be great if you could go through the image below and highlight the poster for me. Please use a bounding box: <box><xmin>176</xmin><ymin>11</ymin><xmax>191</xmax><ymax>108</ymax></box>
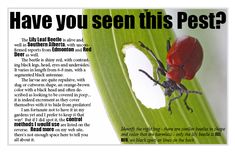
<box><xmin>7</xmin><ymin>8</ymin><xmax>227</xmax><ymax>145</ymax></box>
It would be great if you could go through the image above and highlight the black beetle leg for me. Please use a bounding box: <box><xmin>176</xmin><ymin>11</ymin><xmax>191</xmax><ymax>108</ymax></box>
<box><xmin>188</xmin><ymin>90</ymin><xmax>202</xmax><ymax>95</ymax></box>
<box><xmin>156</xmin><ymin>69</ymin><xmax>161</xmax><ymax>82</ymax></box>
<box><xmin>167</xmin><ymin>39</ymin><xmax>171</xmax><ymax>52</ymax></box>
<box><xmin>168</xmin><ymin>105</ymin><xmax>172</xmax><ymax>115</ymax></box>
<box><xmin>168</xmin><ymin>92</ymin><xmax>183</xmax><ymax>114</ymax></box>
<box><xmin>183</xmin><ymin>92</ymin><xmax>193</xmax><ymax>112</ymax></box>
<box><xmin>184</xmin><ymin>90</ymin><xmax>202</xmax><ymax>112</ymax></box>
<box><xmin>178</xmin><ymin>83</ymin><xmax>196</xmax><ymax>113</ymax></box>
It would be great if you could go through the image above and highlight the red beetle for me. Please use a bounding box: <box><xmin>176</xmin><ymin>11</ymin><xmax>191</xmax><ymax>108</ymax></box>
<box><xmin>139</xmin><ymin>36</ymin><xmax>203</xmax><ymax>114</ymax></box>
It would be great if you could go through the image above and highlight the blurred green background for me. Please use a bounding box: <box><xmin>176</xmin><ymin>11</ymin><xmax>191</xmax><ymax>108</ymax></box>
<box><xmin>166</xmin><ymin>9</ymin><xmax>227</xmax><ymax>137</ymax></box>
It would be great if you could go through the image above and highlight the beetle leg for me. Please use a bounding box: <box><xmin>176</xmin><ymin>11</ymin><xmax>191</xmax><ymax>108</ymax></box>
<box><xmin>168</xmin><ymin>92</ymin><xmax>183</xmax><ymax>114</ymax></box>
<box><xmin>139</xmin><ymin>69</ymin><xmax>165</xmax><ymax>88</ymax></box>
<box><xmin>179</xmin><ymin>83</ymin><xmax>202</xmax><ymax>112</ymax></box>
<box><xmin>139</xmin><ymin>41</ymin><xmax>167</xmax><ymax>76</ymax></box>
<box><xmin>185</xmin><ymin>90</ymin><xmax>202</xmax><ymax>112</ymax></box>
<box><xmin>156</xmin><ymin>69</ymin><xmax>161</xmax><ymax>81</ymax></box>
<box><xmin>188</xmin><ymin>90</ymin><xmax>202</xmax><ymax>95</ymax></box>
<box><xmin>178</xmin><ymin>83</ymin><xmax>193</xmax><ymax>112</ymax></box>
<box><xmin>167</xmin><ymin>39</ymin><xmax>171</xmax><ymax>52</ymax></box>
<box><xmin>183</xmin><ymin>92</ymin><xmax>193</xmax><ymax>112</ymax></box>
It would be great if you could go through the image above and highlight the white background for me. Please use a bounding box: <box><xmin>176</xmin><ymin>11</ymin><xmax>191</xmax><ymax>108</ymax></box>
<box><xmin>0</xmin><ymin>0</ymin><xmax>234</xmax><ymax>152</ymax></box>
<box><xmin>166</xmin><ymin>9</ymin><xmax>227</xmax><ymax>132</ymax></box>
<box><xmin>8</xmin><ymin>8</ymin><xmax>119</xmax><ymax>144</ymax></box>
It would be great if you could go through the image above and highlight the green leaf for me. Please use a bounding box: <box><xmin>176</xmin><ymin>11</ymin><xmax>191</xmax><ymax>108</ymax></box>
<box><xmin>83</xmin><ymin>9</ymin><xmax>226</xmax><ymax>144</ymax></box>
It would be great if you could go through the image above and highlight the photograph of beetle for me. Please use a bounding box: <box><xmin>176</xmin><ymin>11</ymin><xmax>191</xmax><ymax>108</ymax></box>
<box><xmin>139</xmin><ymin>36</ymin><xmax>203</xmax><ymax>114</ymax></box>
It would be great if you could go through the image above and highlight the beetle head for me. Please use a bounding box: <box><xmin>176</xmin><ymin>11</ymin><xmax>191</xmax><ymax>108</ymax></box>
<box><xmin>164</xmin><ymin>88</ymin><xmax>173</xmax><ymax>97</ymax></box>
<box><xmin>162</xmin><ymin>80</ymin><xmax>174</xmax><ymax>97</ymax></box>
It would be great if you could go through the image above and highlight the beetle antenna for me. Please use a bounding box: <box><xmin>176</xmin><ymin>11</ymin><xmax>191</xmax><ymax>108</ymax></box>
<box><xmin>138</xmin><ymin>41</ymin><xmax>167</xmax><ymax>74</ymax></box>
<box><xmin>139</xmin><ymin>41</ymin><xmax>165</xmax><ymax>66</ymax></box>
<box><xmin>139</xmin><ymin>41</ymin><xmax>166</xmax><ymax>72</ymax></box>
<box><xmin>139</xmin><ymin>69</ymin><xmax>165</xmax><ymax>88</ymax></box>
<box><xmin>139</xmin><ymin>41</ymin><xmax>161</xmax><ymax>62</ymax></box>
